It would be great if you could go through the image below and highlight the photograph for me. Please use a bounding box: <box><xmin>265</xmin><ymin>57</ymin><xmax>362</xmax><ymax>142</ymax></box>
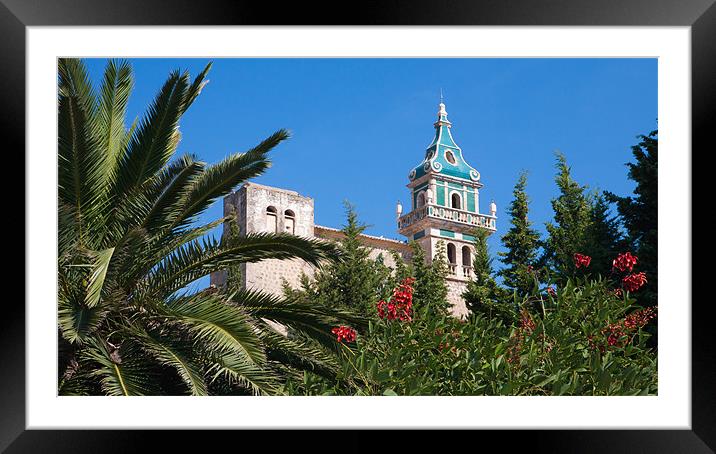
<box><xmin>57</xmin><ymin>56</ymin><xmax>659</xmax><ymax>397</ymax></box>
<box><xmin>7</xmin><ymin>1</ymin><xmax>710</xmax><ymax>446</ymax></box>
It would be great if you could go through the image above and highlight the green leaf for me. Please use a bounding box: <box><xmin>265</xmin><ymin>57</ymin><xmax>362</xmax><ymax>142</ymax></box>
<box><xmin>85</xmin><ymin>247</ymin><xmax>115</xmax><ymax>308</ymax></box>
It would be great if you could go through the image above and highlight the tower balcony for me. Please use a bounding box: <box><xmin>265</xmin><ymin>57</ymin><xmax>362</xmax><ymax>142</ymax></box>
<box><xmin>446</xmin><ymin>264</ymin><xmax>474</xmax><ymax>279</ymax></box>
<box><xmin>397</xmin><ymin>204</ymin><xmax>497</xmax><ymax>237</ymax></box>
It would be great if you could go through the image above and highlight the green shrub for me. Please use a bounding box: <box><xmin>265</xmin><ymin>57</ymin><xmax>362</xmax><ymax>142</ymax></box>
<box><xmin>287</xmin><ymin>276</ymin><xmax>657</xmax><ymax>396</ymax></box>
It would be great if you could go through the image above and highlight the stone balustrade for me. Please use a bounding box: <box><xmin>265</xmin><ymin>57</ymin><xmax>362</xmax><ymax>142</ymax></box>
<box><xmin>398</xmin><ymin>204</ymin><xmax>496</xmax><ymax>232</ymax></box>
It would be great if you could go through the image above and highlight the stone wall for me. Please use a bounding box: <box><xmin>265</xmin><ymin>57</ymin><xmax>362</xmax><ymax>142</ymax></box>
<box><xmin>244</xmin><ymin>258</ymin><xmax>317</xmax><ymax>297</ymax></box>
<box><xmin>445</xmin><ymin>279</ymin><xmax>469</xmax><ymax>318</ymax></box>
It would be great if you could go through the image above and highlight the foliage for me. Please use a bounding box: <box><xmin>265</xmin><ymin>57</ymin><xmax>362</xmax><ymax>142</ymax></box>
<box><xmin>410</xmin><ymin>241</ymin><xmax>450</xmax><ymax>317</ymax></box>
<box><xmin>222</xmin><ymin>204</ymin><xmax>243</xmax><ymax>291</ymax></box>
<box><xmin>605</xmin><ymin>130</ymin><xmax>658</xmax><ymax>308</ymax></box>
<box><xmin>374</xmin><ymin>253</ymin><xmax>398</xmax><ymax>303</ymax></box>
<box><xmin>498</xmin><ymin>171</ymin><xmax>541</xmax><ymax>295</ymax></box>
<box><xmin>463</xmin><ymin>229</ymin><xmax>514</xmax><ymax>324</ymax></box>
<box><xmin>279</xmin><ymin>167</ymin><xmax>656</xmax><ymax>396</ymax></box>
<box><xmin>57</xmin><ymin>58</ymin><xmax>361</xmax><ymax>396</ymax></box>
<box><xmin>289</xmin><ymin>265</ymin><xmax>657</xmax><ymax>396</ymax></box>
<box><xmin>306</xmin><ymin>202</ymin><xmax>385</xmax><ymax>316</ymax></box>
<box><xmin>390</xmin><ymin>249</ymin><xmax>412</xmax><ymax>283</ymax></box>
<box><xmin>583</xmin><ymin>192</ymin><xmax>626</xmax><ymax>277</ymax></box>
<box><xmin>541</xmin><ymin>153</ymin><xmax>593</xmax><ymax>281</ymax></box>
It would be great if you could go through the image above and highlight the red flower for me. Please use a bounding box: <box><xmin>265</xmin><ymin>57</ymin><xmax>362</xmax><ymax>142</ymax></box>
<box><xmin>519</xmin><ymin>309</ymin><xmax>536</xmax><ymax>334</ymax></box>
<box><xmin>546</xmin><ymin>286</ymin><xmax>557</xmax><ymax>298</ymax></box>
<box><xmin>622</xmin><ymin>272</ymin><xmax>647</xmax><ymax>292</ymax></box>
<box><xmin>331</xmin><ymin>326</ymin><xmax>357</xmax><ymax>343</ymax></box>
<box><xmin>589</xmin><ymin>307</ymin><xmax>657</xmax><ymax>352</ymax></box>
<box><xmin>622</xmin><ymin>306</ymin><xmax>657</xmax><ymax>330</ymax></box>
<box><xmin>376</xmin><ymin>277</ymin><xmax>415</xmax><ymax>322</ymax></box>
<box><xmin>612</xmin><ymin>252</ymin><xmax>638</xmax><ymax>273</ymax></box>
<box><xmin>573</xmin><ymin>253</ymin><xmax>592</xmax><ymax>269</ymax></box>
<box><xmin>612</xmin><ymin>288</ymin><xmax>624</xmax><ymax>298</ymax></box>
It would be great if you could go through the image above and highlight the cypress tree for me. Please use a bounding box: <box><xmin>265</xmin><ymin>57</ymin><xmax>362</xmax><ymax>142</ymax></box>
<box><xmin>605</xmin><ymin>130</ymin><xmax>658</xmax><ymax>307</ymax></box>
<box><xmin>584</xmin><ymin>192</ymin><xmax>625</xmax><ymax>277</ymax></box>
<box><xmin>463</xmin><ymin>229</ymin><xmax>513</xmax><ymax>323</ymax></box>
<box><xmin>310</xmin><ymin>201</ymin><xmax>382</xmax><ymax>314</ymax></box>
<box><xmin>498</xmin><ymin>172</ymin><xmax>541</xmax><ymax>295</ymax></box>
<box><xmin>542</xmin><ymin>152</ymin><xmax>593</xmax><ymax>281</ymax></box>
<box><xmin>390</xmin><ymin>250</ymin><xmax>412</xmax><ymax>283</ymax></box>
<box><xmin>374</xmin><ymin>253</ymin><xmax>397</xmax><ymax>302</ymax></box>
<box><xmin>410</xmin><ymin>240</ymin><xmax>449</xmax><ymax>317</ymax></box>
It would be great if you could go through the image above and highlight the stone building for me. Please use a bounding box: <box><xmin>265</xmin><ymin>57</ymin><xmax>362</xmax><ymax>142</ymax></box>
<box><xmin>210</xmin><ymin>101</ymin><xmax>496</xmax><ymax>317</ymax></box>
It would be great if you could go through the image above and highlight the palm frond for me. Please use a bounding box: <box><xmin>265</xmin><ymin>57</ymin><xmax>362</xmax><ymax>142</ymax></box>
<box><xmin>238</xmin><ymin>289</ymin><xmax>368</xmax><ymax>331</ymax></box>
<box><xmin>99</xmin><ymin>227</ymin><xmax>149</xmax><ymax>292</ymax></box>
<box><xmin>144</xmin><ymin>233</ymin><xmax>336</xmax><ymax>298</ymax></box>
<box><xmin>85</xmin><ymin>247</ymin><xmax>115</xmax><ymax>308</ymax></box>
<box><xmin>83</xmin><ymin>338</ymin><xmax>157</xmax><ymax>396</ymax></box>
<box><xmin>161</xmin><ymin>293</ymin><xmax>266</xmax><ymax>366</ymax></box>
<box><xmin>58</xmin><ymin>201</ymin><xmax>79</xmax><ymax>260</ymax></box>
<box><xmin>181</xmin><ymin>62</ymin><xmax>212</xmax><ymax>114</ymax></box>
<box><xmin>115</xmin><ymin>69</ymin><xmax>189</xmax><ymax>195</ymax></box>
<box><xmin>97</xmin><ymin>59</ymin><xmax>133</xmax><ymax>182</ymax></box>
<box><xmin>139</xmin><ymin>153</ymin><xmax>204</xmax><ymax>233</ymax></box>
<box><xmin>58</xmin><ymin>271</ymin><xmax>108</xmax><ymax>344</ymax></box>
<box><xmin>58</xmin><ymin>374</ymin><xmax>94</xmax><ymax>396</ymax></box>
<box><xmin>208</xmin><ymin>352</ymin><xmax>281</xmax><ymax>396</ymax></box>
<box><xmin>132</xmin><ymin>328</ymin><xmax>208</xmax><ymax>396</ymax></box>
<box><xmin>228</xmin><ymin>288</ymin><xmax>366</xmax><ymax>354</ymax></box>
<box><xmin>58</xmin><ymin>58</ymin><xmax>106</xmax><ymax>244</ymax></box>
<box><xmin>258</xmin><ymin>326</ymin><xmax>341</xmax><ymax>380</ymax></box>
<box><xmin>140</xmin><ymin>217</ymin><xmax>227</xmax><ymax>278</ymax></box>
<box><xmin>168</xmin><ymin>129</ymin><xmax>289</xmax><ymax>231</ymax></box>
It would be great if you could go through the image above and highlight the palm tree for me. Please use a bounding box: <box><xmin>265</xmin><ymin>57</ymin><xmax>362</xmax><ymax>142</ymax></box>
<box><xmin>57</xmin><ymin>58</ymin><xmax>364</xmax><ymax>396</ymax></box>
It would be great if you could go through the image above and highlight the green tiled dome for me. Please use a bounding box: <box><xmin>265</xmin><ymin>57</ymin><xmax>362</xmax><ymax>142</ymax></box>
<box><xmin>409</xmin><ymin>102</ymin><xmax>481</xmax><ymax>183</ymax></box>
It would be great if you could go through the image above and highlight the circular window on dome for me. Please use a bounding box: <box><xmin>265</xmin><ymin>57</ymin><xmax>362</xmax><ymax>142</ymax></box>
<box><xmin>445</xmin><ymin>149</ymin><xmax>457</xmax><ymax>165</ymax></box>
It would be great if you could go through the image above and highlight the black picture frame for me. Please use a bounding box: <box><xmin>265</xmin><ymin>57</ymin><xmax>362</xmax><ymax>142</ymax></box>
<box><xmin>6</xmin><ymin>0</ymin><xmax>712</xmax><ymax>451</ymax></box>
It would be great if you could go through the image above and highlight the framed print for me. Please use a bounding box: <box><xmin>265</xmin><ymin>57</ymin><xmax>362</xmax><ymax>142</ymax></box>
<box><xmin>7</xmin><ymin>0</ymin><xmax>713</xmax><ymax>451</ymax></box>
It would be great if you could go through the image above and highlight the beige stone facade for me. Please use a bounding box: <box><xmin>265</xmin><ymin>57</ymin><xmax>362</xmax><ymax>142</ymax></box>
<box><xmin>209</xmin><ymin>182</ymin><xmax>473</xmax><ymax>317</ymax></box>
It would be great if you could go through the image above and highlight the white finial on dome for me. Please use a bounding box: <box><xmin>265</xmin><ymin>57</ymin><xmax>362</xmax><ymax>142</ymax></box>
<box><xmin>490</xmin><ymin>200</ymin><xmax>497</xmax><ymax>217</ymax></box>
<box><xmin>438</xmin><ymin>89</ymin><xmax>447</xmax><ymax>115</ymax></box>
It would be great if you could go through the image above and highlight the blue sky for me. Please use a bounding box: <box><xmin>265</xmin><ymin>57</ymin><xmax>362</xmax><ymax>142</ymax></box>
<box><xmin>84</xmin><ymin>58</ymin><xmax>657</xmax><ymax>287</ymax></box>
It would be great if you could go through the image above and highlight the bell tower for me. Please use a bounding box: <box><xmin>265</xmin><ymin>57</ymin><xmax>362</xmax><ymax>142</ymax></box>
<box><xmin>396</xmin><ymin>100</ymin><xmax>497</xmax><ymax>314</ymax></box>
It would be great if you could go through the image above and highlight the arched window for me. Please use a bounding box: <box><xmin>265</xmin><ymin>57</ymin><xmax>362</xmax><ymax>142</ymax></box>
<box><xmin>451</xmin><ymin>192</ymin><xmax>462</xmax><ymax>209</ymax></box>
<box><xmin>284</xmin><ymin>209</ymin><xmax>295</xmax><ymax>234</ymax></box>
<box><xmin>266</xmin><ymin>206</ymin><xmax>277</xmax><ymax>233</ymax></box>
<box><xmin>416</xmin><ymin>192</ymin><xmax>426</xmax><ymax>208</ymax></box>
<box><xmin>462</xmin><ymin>246</ymin><xmax>471</xmax><ymax>267</ymax></box>
<box><xmin>447</xmin><ymin>243</ymin><xmax>457</xmax><ymax>264</ymax></box>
